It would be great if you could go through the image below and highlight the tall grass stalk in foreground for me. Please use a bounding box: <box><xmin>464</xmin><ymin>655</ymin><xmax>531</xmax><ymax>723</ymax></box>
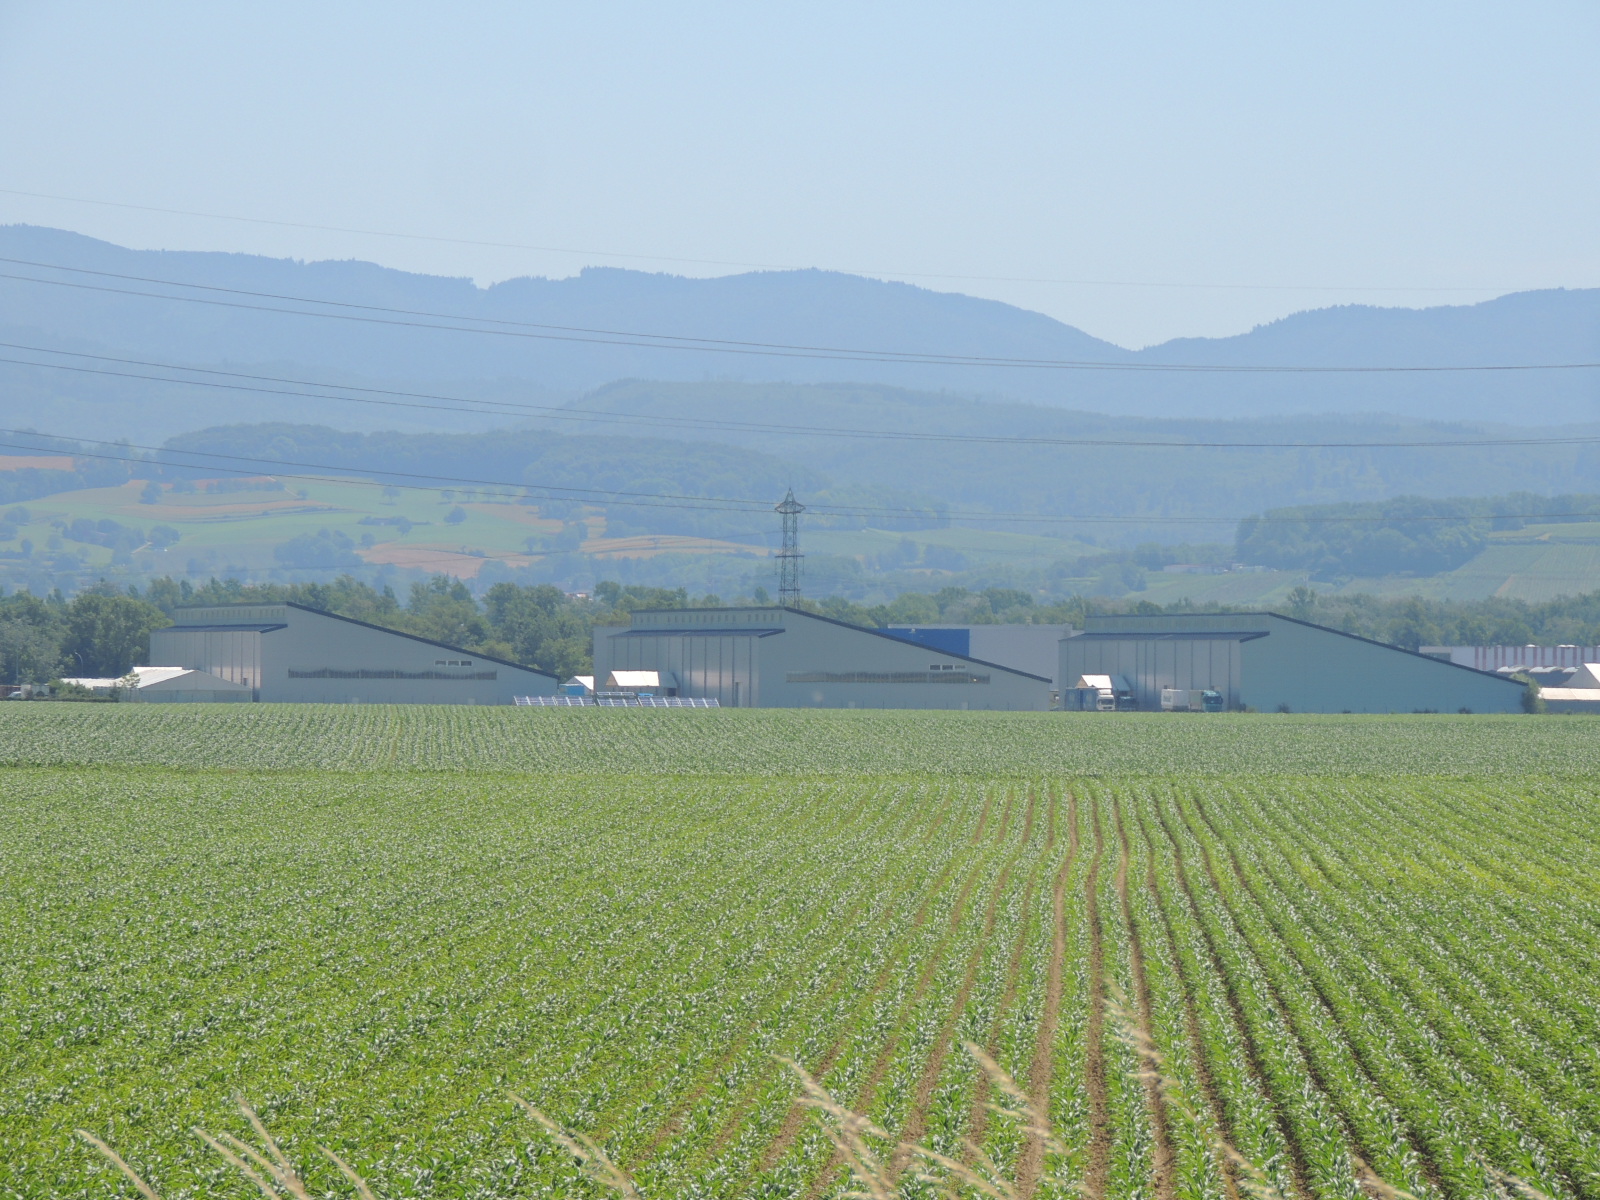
<box><xmin>78</xmin><ymin>1003</ymin><xmax>1556</xmax><ymax>1200</ymax></box>
<box><xmin>78</xmin><ymin>1098</ymin><xmax>378</xmax><ymax>1200</ymax></box>
<box><xmin>781</xmin><ymin>1043</ymin><xmax>1078</xmax><ymax>1200</ymax></box>
<box><xmin>1105</xmin><ymin>986</ymin><xmax>1287</xmax><ymax>1200</ymax></box>
<box><xmin>506</xmin><ymin>1091</ymin><xmax>644</xmax><ymax>1200</ymax></box>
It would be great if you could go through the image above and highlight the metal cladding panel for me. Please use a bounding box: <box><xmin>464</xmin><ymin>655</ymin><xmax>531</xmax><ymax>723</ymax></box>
<box><xmin>885</xmin><ymin>625</ymin><xmax>1071</xmax><ymax>686</ymax></box>
<box><xmin>262</xmin><ymin>610</ymin><xmax>554</xmax><ymax>704</ymax></box>
<box><xmin>135</xmin><ymin>688</ymin><xmax>252</xmax><ymax>704</ymax></box>
<box><xmin>1239</xmin><ymin>619</ymin><xmax>1523</xmax><ymax>713</ymax></box>
<box><xmin>609</xmin><ymin>608</ymin><xmax>1047</xmax><ymax>709</ymax></box>
<box><xmin>592</xmin><ymin>626</ymin><xmax>614</xmax><ymax>688</ymax></box>
<box><xmin>159</xmin><ymin>605</ymin><xmax>555</xmax><ymax>704</ymax></box>
<box><xmin>171</xmin><ymin>605</ymin><xmax>290</xmax><ymax>624</ymax></box>
<box><xmin>594</xmin><ymin>627</ymin><xmax>762</xmax><ymax>707</ymax></box>
<box><xmin>764</xmin><ymin>612</ymin><xmax>1047</xmax><ymax>710</ymax></box>
<box><xmin>965</xmin><ymin>625</ymin><xmax>1073</xmax><ymax>688</ymax></box>
<box><xmin>1059</xmin><ymin>635</ymin><xmax>1241</xmax><ymax>709</ymax></box>
<box><xmin>149</xmin><ymin>628</ymin><xmax>263</xmax><ymax>693</ymax></box>
<box><xmin>884</xmin><ymin>627</ymin><xmax>971</xmax><ymax>657</ymax></box>
<box><xmin>1075</xmin><ymin>612</ymin><xmax>1526</xmax><ymax>713</ymax></box>
<box><xmin>1087</xmin><ymin>613</ymin><xmax>1273</xmax><ymax>637</ymax></box>
<box><xmin>1421</xmin><ymin>645</ymin><xmax>1600</xmax><ymax>670</ymax></box>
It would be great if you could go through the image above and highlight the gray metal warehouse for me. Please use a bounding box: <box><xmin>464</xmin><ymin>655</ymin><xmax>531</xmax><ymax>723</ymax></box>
<box><xmin>148</xmin><ymin>603</ymin><xmax>559</xmax><ymax>703</ymax></box>
<box><xmin>595</xmin><ymin>606</ymin><xmax>1051</xmax><ymax>709</ymax></box>
<box><xmin>1061</xmin><ymin>611</ymin><xmax>1527</xmax><ymax>714</ymax></box>
<box><xmin>884</xmin><ymin>623</ymin><xmax>1072</xmax><ymax>690</ymax></box>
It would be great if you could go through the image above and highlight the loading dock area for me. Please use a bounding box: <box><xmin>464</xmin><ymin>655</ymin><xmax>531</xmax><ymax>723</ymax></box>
<box><xmin>1061</xmin><ymin>612</ymin><xmax>1526</xmax><ymax>714</ymax></box>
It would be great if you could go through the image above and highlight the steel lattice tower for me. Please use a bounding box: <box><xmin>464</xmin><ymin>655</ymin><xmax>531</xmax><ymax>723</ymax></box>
<box><xmin>774</xmin><ymin>488</ymin><xmax>805</xmax><ymax>606</ymax></box>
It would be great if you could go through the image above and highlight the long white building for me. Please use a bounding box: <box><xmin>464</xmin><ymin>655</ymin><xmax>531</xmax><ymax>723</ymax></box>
<box><xmin>595</xmin><ymin>606</ymin><xmax>1051</xmax><ymax>709</ymax></box>
<box><xmin>149</xmin><ymin>603</ymin><xmax>558</xmax><ymax>704</ymax></box>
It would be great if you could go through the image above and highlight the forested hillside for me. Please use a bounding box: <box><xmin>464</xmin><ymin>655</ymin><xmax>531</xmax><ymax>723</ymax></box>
<box><xmin>555</xmin><ymin>380</ymin><xmax>1600</xmax><ymax>536</ymax></box>
<box><xmin>1235</xmin><ymin>492</ymin><xmax>1600</xmax><ymax>577</ymax></box>
<box><xmin>159</xmin><ymin>422</ymin><xmax>945</xmax><ymax>540</ymax></box>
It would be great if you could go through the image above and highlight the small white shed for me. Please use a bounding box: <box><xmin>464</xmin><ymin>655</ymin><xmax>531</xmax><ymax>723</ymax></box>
<box><xmin>604</xmin><ymin>669</ymin><xmax>677</xmax><ymax>696</ymax></box>
<box><xmin>128</xmin><ymin>666</ymin><xmax>253</xmax><ymax>703</ymax></box>
<box><xmin>59</xmin><ymin>666</ymin><xmax>252</xmax><ymax>702</ymax></box>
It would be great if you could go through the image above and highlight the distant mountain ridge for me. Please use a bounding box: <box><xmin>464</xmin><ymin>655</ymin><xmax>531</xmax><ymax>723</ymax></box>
<box><xmin>0</xmin><ymin>224</ymin><xmax>1596</xmax><ymax>426</ymax></box>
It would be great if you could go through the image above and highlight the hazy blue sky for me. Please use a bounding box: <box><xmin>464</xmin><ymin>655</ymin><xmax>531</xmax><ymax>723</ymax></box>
<box><xmin>0</xmin><ymin>1</ymin><xmax>1595</xmax><ymax>347</ymax></box>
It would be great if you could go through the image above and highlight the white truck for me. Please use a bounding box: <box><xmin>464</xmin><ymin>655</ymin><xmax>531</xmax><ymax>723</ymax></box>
<box><xmin>1161</xmin><ymin>687</ymin><xmax>1224</xmax><ymax>712</ymax></box>
<box><xmin>1070</xmin><ymin>674</ymin><xmax>1134</xmax><ymax>711</ymax></box>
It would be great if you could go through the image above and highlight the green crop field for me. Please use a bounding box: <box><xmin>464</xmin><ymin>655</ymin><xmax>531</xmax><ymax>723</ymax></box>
<box><xmin>3</xmin><ymin>707</ymin><xmax>1599</xmax><ymax>1200</ymax></box>
<box><xmin>5</xmin><ymin>705</ymin><xmax>1600</xmax><ymax>777</ymax></box>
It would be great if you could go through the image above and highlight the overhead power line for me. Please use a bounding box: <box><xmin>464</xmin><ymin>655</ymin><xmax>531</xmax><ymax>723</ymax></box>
<box><xmin>9</xmin><ymin>428</ymin><xmax>1600</xmax><ymax>529</ymax></box>
<box><xmin>2</xmin><ymin>256</ymin><xmax>1598</xmax><ymax>374</ymax></box>
<box><xmin>0</xmin><ymin>186</ymin><xmax>1537</xmax><ymax>294</ymax></box>
<box><xmin>4</xmin><ymin>342</ymin><xmax>1599</xmax><ymax>450</ymax></box>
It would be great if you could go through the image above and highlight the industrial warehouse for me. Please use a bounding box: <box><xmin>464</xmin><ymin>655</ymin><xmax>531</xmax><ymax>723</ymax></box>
<box><xmin>593</xmin><ymin>605</ymin><xmax>1053</xmax><ymax>710</ymax></box>
<box><xmin>105</xmin><ymin>601</ymin><xmax>1535</xmax><ymax>713</ymax></box>
<box><xmin>1060</xmin><ymin>611</ymin><xmax>1528</xmax><ymax>714</ymax></box>
<box><xmin>145</xmin><ymin>602</ymin><xmax>559</xmax><ymax>704</ymax></box>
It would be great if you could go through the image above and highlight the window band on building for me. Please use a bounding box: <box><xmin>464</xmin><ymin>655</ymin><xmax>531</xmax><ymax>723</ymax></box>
<box><xmin>785</xmin><ymin>671</ymin><xmax>990</xmax><ymax>685</ymax></box>
<box><xmin>287</xmin><ymin>668</ymin><xmax>498</xmax><ymax>680</ymax></box>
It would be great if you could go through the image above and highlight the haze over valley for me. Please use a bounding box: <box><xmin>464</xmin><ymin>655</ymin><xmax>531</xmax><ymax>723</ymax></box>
<box><xmin>2</xmin><ymin>223</ymin><xmax>1598</xmax><ymax>608</ymax></box>
<box><xmin>1</xmin><ymin>3</ymin><xmax>1595</xmax><ymax>612</ymax></box>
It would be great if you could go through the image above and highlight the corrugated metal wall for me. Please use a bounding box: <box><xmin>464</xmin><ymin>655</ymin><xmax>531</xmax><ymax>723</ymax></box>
<box><xmin>150</xmin><ymin>629</ymin><xmax>263</xmax><ymax>694</ymax></box>
<box><xmin>1061</xmin><ymin>637</ymin><xmax>1241</xmax><ymax>710</ymax></box>
<box><xmin>153</xmin><ymin>606</ymin><xmax>558</xmax><ymax>704</ymax></box>
<box><xmin>607</xmin><ymin>633</ymin><xmax>762</xmax><ymax>707</ymax></box>
<box><xmin>602</xmin><ymin>609</ymin><xmax>1051</xmax><ymax>710</ymax></box>
<box><xmin>1065</xmin><ymin>614</ymin><xmax>1527</xmax><ymax>713</ymax></box>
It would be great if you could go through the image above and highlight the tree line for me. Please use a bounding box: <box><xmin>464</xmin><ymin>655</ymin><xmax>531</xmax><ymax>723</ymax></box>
<box><xmin>1235</xmin><ymin>492</ymin><xmax>1600</xmax><ymax>579</ymax></box>
<box><xmin>7</xmin><ymin>573</ymin><xmax>1600</xmax><ymax>687</ymax></box>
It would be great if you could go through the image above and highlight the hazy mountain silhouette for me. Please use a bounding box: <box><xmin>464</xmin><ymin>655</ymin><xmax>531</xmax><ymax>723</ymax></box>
<box><xmin>0</xmin><ymin>224</ymin><xmax>1596</xmax><ymax>429</ymax></box>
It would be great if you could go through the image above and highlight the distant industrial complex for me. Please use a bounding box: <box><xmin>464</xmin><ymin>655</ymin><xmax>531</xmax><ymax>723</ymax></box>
<box><xmin>56</xmin><ymin>490</ymin><xmax>1547</xmax><ymax>713</ymax></box>
<box><xmin>44</xmin><ymin>600</ymin><xmax>1586</xmax><ymax>714</ymax></box>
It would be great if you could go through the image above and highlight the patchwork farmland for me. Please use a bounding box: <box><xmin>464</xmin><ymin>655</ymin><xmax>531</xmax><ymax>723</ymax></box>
<box><xmin>2</xmin><ymin>707</ymin><xmax>1598</xmax><ymax>1199</ymax></box>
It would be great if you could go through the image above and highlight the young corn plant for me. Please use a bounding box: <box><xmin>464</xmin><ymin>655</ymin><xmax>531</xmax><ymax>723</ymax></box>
<box><xmin>77</xmin><ymin>1012</ymin><xmax>1562</xmax><ymax>1200</ymax></box>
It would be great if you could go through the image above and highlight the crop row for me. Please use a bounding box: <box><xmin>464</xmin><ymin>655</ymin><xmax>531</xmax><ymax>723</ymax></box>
<box><xmin>2</xmin><ymin>771</ymin><xmax>1076</xmax><ymax>1198</ymax></box>
<box><xmin>1105</xmin><ymin>779</ymin><xmax>1600</xmax><ymax>1200</ymax></box>
<box><xmin>5</xmin><ymin>766</ymin><xmax>1600</xmax><ymax>1198</ymax></box>
<box><xmin>5</xmin><ymin>704</ymin><xmax>1600</xmax><ymax>777</ymax></box>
